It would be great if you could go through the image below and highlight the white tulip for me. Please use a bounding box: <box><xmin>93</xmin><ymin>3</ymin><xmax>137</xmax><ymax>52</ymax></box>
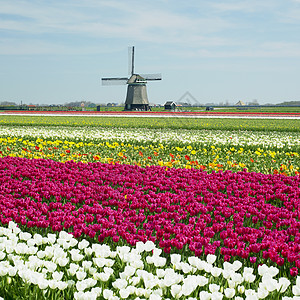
<box><xmin>117</xmin><ymin>246</ymin><xmax>131</xmax><ymax>258</ymax></box>
<box><xmin>129</xmin><ymin>276</ymin><xmax>141</xmax><ymax>286</ymax></box>
<box><xmin>170</xmin><ymin>284</ymin><xmax>182</xmax><ymax>298</ymax></box>
<box><xmin>130</xmin><ymin>259</ymin><xmax>144</xmax><ymax>269</ymax></box>
<box><xmin>146</xmin><ymin>256</ymin><xmax>154</xmax><ymax>264</ymax></box>
<box><xmin>231</xmin><ymin>272</ymin><xmax>243</xmax><ymax>285</ymax></box>
<box><xmin>245</xmin><ymin>289</ymin><xmax>258</xmax><ymax>299</ymax></box>
<box><xmin>223</xmin><ymin>269</ymin><xmax>234</xmax><ymax>279</ymax></box>
<box><xmin>113</xmin><ymin>278</ymin><xmax>128</xmax><ymax>290</ymax></box>
<box><xmin>143</xmin><ymin>241</ymin><xmax>154</xmax><ymax>251</ymax></box>
<box><xmin>33</xmin><ymin>233</ymin><xmax>43</xmax><ymax>245</ymax></box>
<box><xmin>224</xmin><ymin>288</ymin><xmax>235</xmax><ymax>298</ymax></box>
<box><xmin>149</xmin><ymin>293</ymin><xmax>162</xmax><ymax>300</ymax></box>
<box><xmin>203</xmin><ymin>262</ymin><xmax>213</xmax><ymax>273</ymax></box>
<box><xmin>37</xmin><ymin>250</ymin><xmax>45</xmax><ymax>259</ymax></box>
<box><xmin>196</xmin><ymin>275</ymin><xmax>208</xmax><ymax>287</ymax></box>
<box><xmin>232</xmin><ymin>260</ymin><xmax>242</xmax><ymax>272</ymax></box>
<box><xmin>44</xmin><ymin>261</ymin><xmax>57</xmax><ymax>273</ymax></box>
<box><xmin>19</xmin><ymin>232</ymin><xmax>32</xmax><ymax>241</ymax></box>
<box><xmin>8</xmin><ymin>266</ymin><xmax>17</xmax><ymax>277</ymax></box>
<box><xmin>258</xmin><ymin>286</ymin><xmax>269</xmax><ymax>299</ymax></box>
<box><xmin>293</xmin><ymin>285</ymin><xmax>300</xmax><ymax>296</ymax></box>
<box><xmin>103</xmin><ymin>289</ymin><xmax>114</xmax><ymax>299</ymax></box>
<box><xmin>209</xmin><ymin>284</ymin><xmax>220</xmax><ymax>293</ymax></box>
<box><xmin>181</xmin><ymin>283</ymin><xmax>195</xmax><ymax>296</ymax></box>
<box><xmin>135</xmin><ymin>241</ymin><xmax>145</xmax><ymax>253</ymax></box>
<box><xmin>211</xmin><ymin>267</ymin><xmax>222</xmax><ymax>277</ymax></box>
<box><xmin>244</xmin><ymin>272</ymin><xmax>256</xmax><ymax>283</ymax></box>
<box><xmin>207</xmin><ymin>254</ymin><xmax>216</xmax><ymax>265</ymax></box>
<box><xmin>68</xmin><ymin>263</ymin><xmax>79</xmax><ymax>276</ymax></box>
<box><xmin>74</xmin><ymin>291</ymin><xmax>85</xmax><ymax>300</ymax></box>
<box><xmin>119</xmin><ymin>287</ymin><xmax>131</xmax><ymax>299</ymax></box>
<box><xmin>47</xmin><ymin>233</ymin><xmax>56</xmax><ymax>244</ymax></box>
<box><xmin>52</xmin><ymin>271</ymin><xmax>64</xmax><ymax>281</ymax></box>
<box><xmin>277</xmin><ymin>277</ymin><xmax>290</xmax><ymax>293</ymax></box>
<box><xmin>227</xmin><ymin>279</ymin><xmax>236</xmax><ymax>289</ymax></box>
<box><xmin>199</xmin><ymin>291</ymin><xmax>211</xmax><ymax>300</ymax></box>
<box><xmin>76</xmin><ymin>270</ymin><xmax>87</xmax><ymax>281</ymax></box>
<box><xmin>48</xmin><ymin>280</ymin><xmax>58</xmax><ymax>289</ymax></box>
<box><xmin>262</xmin><ymin>274</ymin><xmax>278</xmax><ymax>292</ymax></box>
<box><xmin>188</xmin><ymin>256</ymin><xmax>200</xmax><ymax>268</ymax></box>
<box><xmin>44</xmin><ymin>246</ymin><xmax>54</xmax><ymax>259</ymax></box>
<box><xmin>69</xmin><ymin>237</ymin><xmax>78</xmax><ymax>248</ymax></box>
<box><xmin>243</xmin><ymin>267</ymin><xmax>254</xmax><ymax>274</ymax></box>
<box><xmin>121</xmin><ymin>265</ymin><xmax>136</xmax><ymax>279</ymax></box>
<box><xmin>211</xmin><ymin>291</ymin><xmax>223</xmax><ymax>300</ymax></box>
<box><xmin>27</xmin><ymin>238</ymin><xmax>36</xmax><ymax>247</ymax></box>
<box><xmin>57</xmin><ymin>257</ymin><xmax>69</xmax><ymax>267</ymax></box>
<box><xmin>296</xmin><ymin>276</ymin><xmax>300</xmax><ymax>287</ymax></box>
<box><xmin>84</xmin><ymin>247</ymin><xmax>93</xmax><ymax>256</ymax></box>
<box><xmin>76</xmin><ymin>280</ymin><xmax>88</xmax><ymax>292</ymax></box>
<box><xmin>156</xmin><ymin>269</ymin><xmax>165</xmax><ymax>278</ymax></box>
<box><xmin>78</xmin><ymin>239</ymin><xmax>89</xmax><ymax>250</ymax></box>
<box><xmin>0</xmin><ymin>251</ymin><xmax>5</xmax><ymax>260</ymax></box>
<box><xmin>181</xmin><ymin>262</ymin><xmax>193</xmax><ymax>274</ymax></box>
<box><xmin>37</xmin><ymin>278</ymin><xmax>48</xmax><ymax>290</ymax></box>
<box><xmin>237</xmin><ymin>285</ymin><xmax>245</xmax><ymax>294</ymax></box>
<box><xmin>152</xmin><ymin>248</ymin><xmax>162</xmax><ymax>257</ymax></box>
<box><xmin>153</xmin><ymin>257</ymin><xmax>166</xmax><ymax>268</ymax></box>
<box><xmin>171</xmin><ymin>254</ymin><xmax>181</xmax><ymax>265</ymax></box>
<box><xmin>57</xmin><ymin>281</ymin><xmax>68</xmax><ymax>290</ymax></box>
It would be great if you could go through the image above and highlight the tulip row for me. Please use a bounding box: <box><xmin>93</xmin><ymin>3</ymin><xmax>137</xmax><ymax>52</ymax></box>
<box><xmin>0</xmin><ymin>126</ymin><xmax>299</xmax><ymax>175</ymax></box>
<box><xmin>1</xmin><ymin>221</ymin><xmax>300</xmax><ymax>299</ymax></box>
<box><xmin>1</xmin><ymin>156</ymin><xmax>300</xmax><ymax>276</ymax></box>
<box><xmin>1</xmin><ymin>114</ymin><xmax>300</xmax><ymax>132</ymax></box>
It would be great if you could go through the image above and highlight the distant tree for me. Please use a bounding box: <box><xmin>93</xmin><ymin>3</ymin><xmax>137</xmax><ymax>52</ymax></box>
<box><xmin>0</xmin><ymin>101</ymin><xmax>17</xmax><ymax>106</ymax></box>
<box><xmin>64</xmin><ymin>101</ymin><xmax>82</xmax><ymax>107</ymax></box>
<box><xmin>278</xmin><ymin>101</ymin><xmax>300</xmax><ymax>106</ymax></box>
<box><xmin>86</xmin><ymin>102</ymin><xmax>96</xmax><ymax>108</ymax></box>
<box><xmin>248</xmin><ymin>99</ymin><xmax>259</xmax><ymax>106</ymax></box>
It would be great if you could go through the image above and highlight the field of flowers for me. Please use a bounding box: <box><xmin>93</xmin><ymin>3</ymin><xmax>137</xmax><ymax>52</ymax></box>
<box><xmin>0</xmin><ymin>116</ymin><xmax>300</xmax><ymax>299</ymax></box>
<box><xmin>1</xmin><ymin>114</ymin><xmax>300</xmax><ymax>132</ymax></box>
<box><xmin>0</xmin><ymin>126</ymin><xmax>299</xmax><ymax>176</ymax></box>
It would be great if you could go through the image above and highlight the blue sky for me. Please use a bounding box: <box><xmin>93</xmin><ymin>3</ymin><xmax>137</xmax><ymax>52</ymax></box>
<box><xmin>1</xmin><ymin>0</ymin><xmax>300</xmax><ymax>105</ymax></box>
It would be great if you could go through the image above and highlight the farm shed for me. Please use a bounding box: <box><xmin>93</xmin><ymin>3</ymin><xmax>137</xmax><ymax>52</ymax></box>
<box><xmin>164</xmin><ymin>101</ymin><xmax>177</xmax><ymax>110</ymax></box>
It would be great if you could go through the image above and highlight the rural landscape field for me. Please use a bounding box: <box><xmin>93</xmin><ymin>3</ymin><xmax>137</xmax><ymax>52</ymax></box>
<box><xmin>0</xmin><ymin>113</ymin><xmax>299</xmax><ymax>299</ymax></box>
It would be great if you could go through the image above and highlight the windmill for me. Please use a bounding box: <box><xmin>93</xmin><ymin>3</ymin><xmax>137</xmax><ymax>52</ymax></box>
<box><xmin>101</xmin><ymin>46</ymin><xmax>162</xmax><ymax>111</ymax></box>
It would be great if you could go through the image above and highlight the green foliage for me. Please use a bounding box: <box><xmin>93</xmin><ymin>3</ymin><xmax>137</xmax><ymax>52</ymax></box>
<box><xmin>1</xmin><ymin>115</ymin><xmax>300</xmax><ymax>132</ymax></box>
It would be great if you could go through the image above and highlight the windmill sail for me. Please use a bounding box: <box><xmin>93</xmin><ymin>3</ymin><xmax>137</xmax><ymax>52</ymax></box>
<box><xmin>140</xmin><ymin>73</ymin><xmax>162</xmax><ymax>81</ymax></box>
<box><xmin>101</xmin><ymin>77</ymin><xmax>128</xmax><ymax>85</ymax></box>
<box><xmin>128</xmin><ymin>46</ymin><xmax>134</xmax><ymax>76</ymax></box>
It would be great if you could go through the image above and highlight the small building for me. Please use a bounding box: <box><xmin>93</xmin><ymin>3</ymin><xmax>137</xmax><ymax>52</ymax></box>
<box><xmin>27</xmin><ymin>105</ymin><xmax>36</xmax><ymax>111</ymax></box>
<box><xmin>164</xmin><ymin>101</ymin><xmax>177</xmax><ymax>110</ymax></box>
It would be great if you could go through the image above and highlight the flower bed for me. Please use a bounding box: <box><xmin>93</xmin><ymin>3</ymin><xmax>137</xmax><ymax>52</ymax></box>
<box><xmin>1</xmin><ymin>157</ymin><xmax>300</xmax><ymax>274</ymax></box>
<box><xmin>0</xmin><ymin>126</ymin><xmax>299</xmax><ymax>175</ymax></box>
<box><xmin>0</xmin><ymin>221</ymin><xmax>298</xmax><ymax>299</ymax></box>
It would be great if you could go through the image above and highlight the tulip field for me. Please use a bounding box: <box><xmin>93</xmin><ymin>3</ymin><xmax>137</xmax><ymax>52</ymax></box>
<box><xmin>0</xmin><ymin>115</ymin><xmax>300</xmax><ymax>299</ymax></box>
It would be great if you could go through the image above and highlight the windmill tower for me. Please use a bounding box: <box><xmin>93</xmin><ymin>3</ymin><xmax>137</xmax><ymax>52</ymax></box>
<box><xmin>102</xmin><ymin>47</ymin><xmax>162</xmax><ymax>111</ymax></box>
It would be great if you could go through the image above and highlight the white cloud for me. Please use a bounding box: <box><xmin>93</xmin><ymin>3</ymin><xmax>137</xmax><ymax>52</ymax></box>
<box><xmin>210</xmin><ymin>0</ymin><xmax>280</xmax><ymax>13</ymax></box>
<box><xmin>0</xmin><ymin>0</ymin><xmax>300</xmax><ymax>59</ymax></box>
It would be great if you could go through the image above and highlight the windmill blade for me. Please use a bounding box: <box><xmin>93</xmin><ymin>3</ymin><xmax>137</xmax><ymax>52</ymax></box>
<box><xmin>128</xmin><ymin>46</ymin><xmax>134</xmax><ymax>76</ymax></box>
<box><xmin>101</xmin><ymin>77</ymin><xmax>128</xmax><ymax>85</ymax></box>
<box><xmin>140</xmin><ymin>73</ymin><xmax>162</xmax><ymax>81</ymax></box>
